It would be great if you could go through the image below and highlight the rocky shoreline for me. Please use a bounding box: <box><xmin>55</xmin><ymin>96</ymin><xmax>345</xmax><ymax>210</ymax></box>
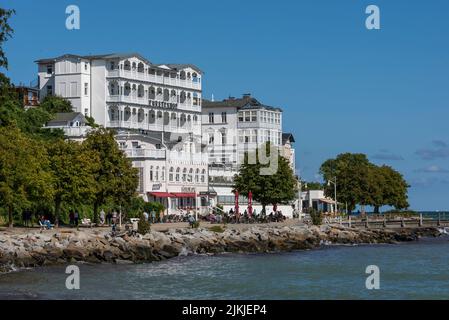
<box><xmin>0</xmin><ymin>224</ymin><xmax>444</xmax><ymax>273</ymax></box>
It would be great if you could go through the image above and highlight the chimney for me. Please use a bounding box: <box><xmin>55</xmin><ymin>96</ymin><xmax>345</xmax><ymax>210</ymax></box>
<box><xmin>242</xmin><ymin>93</ymin><xmax>251</xmax><ymax>98</ymax></box>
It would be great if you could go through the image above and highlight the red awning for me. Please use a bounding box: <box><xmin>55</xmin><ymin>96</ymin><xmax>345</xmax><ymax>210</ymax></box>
<box><xmin>148</xmin><ymin>192</ymin><xmax>173</xmax><ymax>198</ymax></box>
<box><xmin>171</xmin><ymin>192</ymin><xmax>196</xmax><ymax>198</ymax></box>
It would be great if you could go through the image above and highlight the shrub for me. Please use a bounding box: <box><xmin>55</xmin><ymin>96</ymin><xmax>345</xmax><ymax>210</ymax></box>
<box><xmin>137</xmin><ymin>213</ymin><xmax>151</xmax><ymax>235</ymax></box>
<box><xmin>192</xmin><ymin>220</ymin><xmax>200</xmax><ymax>229</ymax></box>
<box><xmin>309</xmin><ymin>209</ymin><xmax>322</xmax><ymax>226</ymax></box>
<box><xmin>208</xmin><ymin>225</ymin><xmax>225</xmax><ymax>233</ymax></box>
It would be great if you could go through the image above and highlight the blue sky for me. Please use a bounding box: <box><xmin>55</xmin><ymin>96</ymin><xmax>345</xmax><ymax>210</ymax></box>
<box><xmin>2</xmin><ymin>0</ymin><xmax>449</xmax><ymax>210</ymax></box>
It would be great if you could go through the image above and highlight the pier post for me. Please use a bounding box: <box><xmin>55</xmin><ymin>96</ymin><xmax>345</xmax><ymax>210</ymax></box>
<box><xmin>348</xmin><ymin>216</ymin><xmax>351</xmax><ymax>228</ymax></box>
<box><xmin>365</xmin><ymin>215</ymin><xmax>369</xmax><ymax>229</ymax></box>
<box><xmin>383</xmin><ymin>216</ymin><xmax>387</xmax><ymax>228</ymax></box>
<box><xmin>419</xmin><ymin>213</ymin><xmax>423</xmax><ymax>227</ymax></box>
<box><xmin>401</xmin><ymin>217</ymin><xmax>405</xmax><ymax>228</ymax></box>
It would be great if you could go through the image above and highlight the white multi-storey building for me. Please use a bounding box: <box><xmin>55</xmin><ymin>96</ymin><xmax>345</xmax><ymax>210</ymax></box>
<box><xmin>201</xmin><ymin>94</ymin><xmax>297</xmax><ymax>215</ymax></box>
<box><xmin>37</xmin><ymin>53</ymin><xmax>208</xmax><ymax>214</ymax></box>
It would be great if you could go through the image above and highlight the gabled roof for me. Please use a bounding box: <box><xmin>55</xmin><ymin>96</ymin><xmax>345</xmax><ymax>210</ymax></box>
<box><xmin>35</xmin><ymin>53</ymin><xmax>152</xmax><ymax>65</ymax></box>
<box><xmin>164</xmin><ymin>64</ymin><xmax>203</xmax><ymax>74</ymax></box>
<box><xmin>35</xmin><ymin>53</ymin><xmax>202</xmax><ymax>74</ymax></box>
<box><xmin>202</xmin><ymin>95</ymin><xmax>282</xmax><ymax>112</ymax></box>
<box><xmin>282</xmin><ymin>133</ymin><xmax>295</xmax><ymax>144</ymax></box>
<box><xmin>47</xmin><ymin>112</ymin><xmax>86</xmax><ymax>125</ymax></box>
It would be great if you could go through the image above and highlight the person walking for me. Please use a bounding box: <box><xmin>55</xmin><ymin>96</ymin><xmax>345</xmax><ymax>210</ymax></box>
<box><xmin>99</xmin><ymin>209</ymin><xmax>106</xmax><ymax>225</ymax></box>
<box><xmin>74</xmin><ymin>211</ymin><xmax>79</xmax><ymax>226</ymax></box>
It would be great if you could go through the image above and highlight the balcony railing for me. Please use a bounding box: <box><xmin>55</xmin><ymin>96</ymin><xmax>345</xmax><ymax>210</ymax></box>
<box><xmin>107</xmin><ymin>120</ymin><xmax>199</xmax><ymax>134</ymax></box>
<box><xmin>107</xmin><ymin>69</ymin><xmax>201</xmax><ymax>90</ymax></box>
<box><xmin>121</xmin><ymin>148</ymin><xmax>166</xmax><ymax>159</ymax></box>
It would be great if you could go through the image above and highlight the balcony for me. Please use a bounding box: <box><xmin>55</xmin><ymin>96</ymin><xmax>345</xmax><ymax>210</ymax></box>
<box><xmin>121</xmin><ymin>148</ymin><xmax>166</xmax><ymax>159</ymax></box>
<box><xmin>107</xmin><ymin>69</ymin><xmax>201</xmax><ymax>90</ymax></box>
<box><xmin>107</xmin><ymin>120</ymin><xmax>198</xmax><ymax>134</ymax></box>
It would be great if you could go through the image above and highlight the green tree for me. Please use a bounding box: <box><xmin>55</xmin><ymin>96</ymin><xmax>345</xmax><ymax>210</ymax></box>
<box><xmin>320</xmin><ymin>153</ymin><xmax>371</xmax><ymax>213</ymax></box>
<box><xmin>233</xmin><ymin>143</ymin><xmax>298</xmax><ymax>214</ymax></box>
<box><xmin>83</xmin><ymin>128</ymin><xmax>139</xmax><ymax>223</ymax></box>
<box><xmin>320</xmin><ymin>153</ymin><xmax>410</xmax><ymax>213</ymax></box>
<box><xmin>302</xmin><ymin>181</ymin><xmax>323</xmax><ymax>191</ymax></box>
<box><xmin>39</xmin><ymin>95</ymin><xmax>73</xmax><ymax>114</ymax></box>
<box><xmin>47</xmin><ymin>139</ymin><xmax>100</xmax><ymax>226</ymax></box>
<box><xmin>0</xmin><ymin>7</ymin><xmax>15</xmax><ymax>69</ymax></box>
<box><xmin>0</xmin><ymin>125</ymin><xmax>53</xmax><ymax>227</ymax></box>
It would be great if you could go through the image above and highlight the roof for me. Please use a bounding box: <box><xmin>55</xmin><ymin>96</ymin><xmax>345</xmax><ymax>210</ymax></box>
<box><xmin>35</xmin><ymin>53</ymin><xmax>202</xmax><ymax>74</ymax></box>
<box><xmin>47</xmin><ymin>112</ymin><xmax>86</xmax><ymax>125</ymax></box>
<box><xmin>202</xmin><ymin>95</ymin><xmax>282</xmax><ymax>112</ymax></box>
<box><xmin>282</xmin><ymin>133</ymin><xmax>295</xmax><ymax>144</ymax></box>
<box><xmin>164</xmin><ymin>64</ymin><xmax>203</xmax><ymax>74</ymax></box>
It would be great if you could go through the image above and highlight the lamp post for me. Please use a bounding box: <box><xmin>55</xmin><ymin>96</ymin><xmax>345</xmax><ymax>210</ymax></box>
<box><xmin>327</xmin><ymin>176</ymin><xmax>337</xmax><ymax>214</ymax></box>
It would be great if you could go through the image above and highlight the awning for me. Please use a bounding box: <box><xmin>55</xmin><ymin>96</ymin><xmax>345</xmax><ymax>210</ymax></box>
<box><xmin>171</xmin><ymin>192</ymin><xmax>196</xmax><ymax>198</ymax></box>
<box><xmin>148</xmin><ymin>192</ymin><xmax>173</xmax><ymax>198</ymax></box>
<box><xmin>319</xmin><ymin>198</ymin><xmax>336</xmax><ymax>204</ymax></box>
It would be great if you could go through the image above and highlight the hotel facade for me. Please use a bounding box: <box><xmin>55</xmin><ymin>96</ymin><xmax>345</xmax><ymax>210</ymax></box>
<box><xmin>37</xmin><ymin>53</ymin><xmax>208</xmax><ymax>214</ymax></box>
<box><xmin>36</xmin><ymin>53</ymin><xmax>297</xmax><ymax>216</ymax></box>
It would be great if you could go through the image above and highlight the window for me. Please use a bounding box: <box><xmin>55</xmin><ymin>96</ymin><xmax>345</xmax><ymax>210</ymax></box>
<box><xmin>46</xmin><ymin>85</ymin><xmax>53</xmax><ymax>96</ymax></box>
<box><xmin>209</xmin><ymin>133</ymin><xmax>214</xmax><ymax>145</ymax></box>
<box><xmin>252</xmin><ymin>130</ymin><xmax>257</xmax><ymax>143</ymax></box>
<box><xmin>84</xmin><ymin>83</ymin><xmax>88</xmax><ymax>95</ymax></box>
<box><xmin>70</xmin><ymin>82</ymin><xmax>77</xmax><ymax>96</ymax></box>
<box><xmin>150</xmin><ymin>166</ymin><xmax>154</xmax><ymax>182</ymax></box>
<box><xmin>195</xmin><ymin>169</ymin><xmax>199</xmax><ymax>183</ymax></box>
<box><xmin>221</xmin><ymin>131</ymin><xmax>226</xmax><ymax>145</ymax></box>
<box><xmin>84</xmin><ymin>63</ymin><xmax>88</xmax><ymax>71</ymax></box>
<box><xmin>221</xmin><ymin>112</ymin><xmax>227</xmax><ymax>123</ymax></box>
<box><xmin>175</xmin><ymin>168</ymin><xmax>180</xmax><ymax>182</ymax></box>
<box><xmin>169</xmin><ymin>167</ymin><xmax>174</xmax><ymax>182</ymax></box>
<box><xmin>251</xmin><ymin>111</ymin><xmax>257</xmax><ymax>122</ymax></box>
<box><xmin>238</xmin><ymin>112</ymin><xmax>244</xmax><ymax>122</ymax></box>
<box><xmin>182</xmin><ymin>168</ymin><xmax>187</xmax><ymax>182</ymax></box>
<box><xmin>208</xmin><ymin>112</ymin><xmax>214</xmax><ymax>123</ymax></box>
<box><xmin>244</xmin><ymin>111</ymin><xmax>250</xmax><ymax>122</ymax></box>
<box><xmin>84</xmin><ymin>108</ymin><xmax>88</xmax><ymax>116</ymax></box>
<box><xmin>201</xmin><ymin>169</ymin><xmax>206</xmax><ymax>183</ymax></box>
<box><xmin>161</xmin><ymin>167</ymin><xmax>165</xmax><ymax>181</ymax></box>
<box><xmin>46</xmin><ymin>64</ymin><xmax>53</xmax><ymax>74</ymax></box>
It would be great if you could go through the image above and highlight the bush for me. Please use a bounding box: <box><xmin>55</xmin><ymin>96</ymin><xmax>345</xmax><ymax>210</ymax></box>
<box><xmin>208</xmin><ymin>225</ymin><xmax>225</xmax><ymax>233</ymax></box>
<box><xmin>137</xmin><ymin>213</ymin><xmax>151</xmax><ymax>235</ymax></box>
<box><xmin>309</xmin><ymin>209</ymin><xmax>322</xmax><ymax>226</ymax></box>
<box><xmin>192</xmin><ymin>220</ymin><xmax>200</xmax><ymax>229</ymax></box>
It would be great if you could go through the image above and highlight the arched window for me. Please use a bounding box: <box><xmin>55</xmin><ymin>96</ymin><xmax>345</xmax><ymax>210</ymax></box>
<box><xmin>150</xmin><ymin>166</ymin><xmax>153</xmax><ymax>181</ymax></box>
<box><xmin>169</xmin><ymin>167</ymin><xmax>174</xmax><ymax>182</ymax></box>
<box><xmin>124</xmin><ymin>60</ymin><xmax>131</xmax><ymax>71</ymax></box>
<box><xmin>182</xmin><ymin>168</ymin><xmax>187</xmax><ymax>182</ymax></box>
<box><xmin>155</xmin><ymin>166</ymin><xmax>159</xmax><ymax>181</ymax></box>
<box><xmin>201</xmin><ymin>169</ymin><xmax>206</xmax><ymax>183</ymax></box>
<box><xmin>175</xmin><ymin>167</ymin><xmax>180</xmax><ymax>182</ymax></box>
<box><xmin>161</xmin><ymin>167</ymin><xmax>165</xmax><ymax>181</ymax></box>
<box><xmin>188</xmin><ymin>168</ymin><xmax>193</xmax><ymax>183</ymax></box>
<box><xmin>195</xmin><ymin>169</ymin><xmax>199</xmax><ymax>183</ymax></box>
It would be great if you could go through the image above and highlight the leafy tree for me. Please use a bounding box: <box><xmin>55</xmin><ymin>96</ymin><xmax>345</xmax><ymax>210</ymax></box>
<box><xmin>320</xmin><ymin>153</ymin><xmax>371</xmax><ymax>213</ymax></box>
<box><xmin>0</xmin><ymin>125</ymin><xmax>54</xmax><ymax>227</ymax></box>
<box><xmin>47</xmin><ymin>140</ymin><xmax>100</xmax><ymax>226</ymax></box>
<box><xmin>83</xmin><ymin>128</ymin><xmax>139</xmax><ymax>223</ymax></box>
<box><xmin>376</xmin><ymin>165</ymin><xmax>409</xmax><ymax>211</ymax></box>
<box><xmin>302</xmin><ymin>181</ymin><xmax>323</xmax><ymax>191</ymax></box>
<box><xmin>40</xmin><ymin>95</ymin><xmax>73</xmax><ymax>114</ymax></box>
<box><xmin>0</xmin><ymin>7</ymin><xmax>15</xmax><ymax>69</ymax></box>
<box><xmin>233</xmin><ymin>142</ymin><xmax>298</xmax><ymax>214</ymax></box>
<box><xmin>319</xmin><ymin>153</ymin><xmax>409</xmax><ymax>213</ymax></box>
